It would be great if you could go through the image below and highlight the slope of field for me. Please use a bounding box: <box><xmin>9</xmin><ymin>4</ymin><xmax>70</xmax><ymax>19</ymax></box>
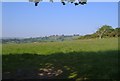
<box><xmin>2</xmin><ymin>38</ymin><xmax>119</xmax><ymax>80</ymax></box>
<box><xmin>2</xmin><ymin>38</ymin><xmax>118</xmax><ymax>55</ymax></box>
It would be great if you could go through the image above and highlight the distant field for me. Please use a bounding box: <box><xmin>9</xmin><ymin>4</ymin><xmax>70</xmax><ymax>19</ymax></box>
<box><xmin>0</xmin><ymin>44</ymin><xmax>1</xmax><ymax>52</ymax></box>
<box><xmin>2</xmin><ymin>38</ymin><xmax>118</xmax><ymax>55</ymax></box>
<box><xmin>2</xmin><ymin>38</ymin><xmax>119</xmax><ymax>80</ymax></box>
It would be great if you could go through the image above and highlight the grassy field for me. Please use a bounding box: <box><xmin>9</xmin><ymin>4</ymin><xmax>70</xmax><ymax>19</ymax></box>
<box><xmin>2</xmin><ymin>38</ymin><xmax>119</xmax><ymax>80</ymax></box>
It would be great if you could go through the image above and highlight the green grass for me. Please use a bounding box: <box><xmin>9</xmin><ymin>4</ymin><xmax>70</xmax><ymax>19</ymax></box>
<box><xmin>0</xmin><ymin>44</ymin><xmax>2</xmax><ymax>55</ymax></box>
<box><xmin>2</xmin><ymin>38</ymin><xmax>118</xmax><ymax>55</ymax></box>
<box><xmin>2</xmin><ymin>38</ymin><xmax>119</xmax><ymax>80</ymax></box>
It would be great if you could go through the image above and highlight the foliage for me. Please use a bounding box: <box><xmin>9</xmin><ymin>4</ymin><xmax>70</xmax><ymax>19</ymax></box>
<box><xmin>79</xmin><ymin>25</ymin><xmax>120</xmax><ymax>39</ymax></box>
<box><xmin>96</xmin><ymin>25</ymin><xmax>113</xmax><ymax>39</ymax></box>
<box><xmin>29</xmin><ymin>0</ymin><xmax>87</xmax><ymax>6</ymax></box>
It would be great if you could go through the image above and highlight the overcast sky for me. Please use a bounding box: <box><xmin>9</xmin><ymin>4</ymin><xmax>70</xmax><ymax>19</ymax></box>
<box><xmin>2</xmin><ymin>2</ymin><xmax>118</xmax><ymax>38</ymax></box>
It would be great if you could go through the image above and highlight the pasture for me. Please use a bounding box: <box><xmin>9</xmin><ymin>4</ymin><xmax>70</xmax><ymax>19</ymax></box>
<box><xmin>2</xmin><ymin>38</ymin><xmax>119</xmax><ymax>80</ymax></box>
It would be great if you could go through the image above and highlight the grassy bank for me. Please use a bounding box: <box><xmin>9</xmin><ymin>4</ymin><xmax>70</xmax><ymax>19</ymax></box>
<box><xmin>2</xmin><ymin>38</ymin><xmax>119</xmax><ymax>80</ymax></box>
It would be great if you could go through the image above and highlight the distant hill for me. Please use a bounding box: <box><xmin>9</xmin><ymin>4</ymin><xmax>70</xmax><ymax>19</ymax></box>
<box><xmin>2</xmin><ymin>35</ymin><xmax>80</xmax><ymax>44</ymax></box>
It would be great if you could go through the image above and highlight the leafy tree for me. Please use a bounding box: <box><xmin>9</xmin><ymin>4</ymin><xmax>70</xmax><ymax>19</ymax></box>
<box><xmin>29</xmin><ymin>0</ymin><xmax>87</xmax><ymax>6</ymax></box>
<box><xmin>104</xmin><ymin>28</ymin><xmax>114</xmax><ymax>37</ymax></box>
<box><xmin>96</xmin><ymin>25</ymin><xmax>113</xmax><ymax>39</ymax></box>
<box><xmin>114</xmin><ymin>28</ymin><xmax>120</xmax><ymax>37</ymax></box>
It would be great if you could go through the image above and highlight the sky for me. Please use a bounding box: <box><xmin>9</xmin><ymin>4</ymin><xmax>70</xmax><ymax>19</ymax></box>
<box><xmin>0</xmin><ymin>2</ymin><xmax>2</xmax><ymax>38</ymax></box>
<box><xmin>2</xmin><ymin>2</ymin><xmax>118</xmax><ymax>38</ymax></box>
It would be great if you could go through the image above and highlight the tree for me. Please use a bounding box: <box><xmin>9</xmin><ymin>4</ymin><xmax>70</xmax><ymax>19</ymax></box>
<box><xmin>114</xmin><ymin>28</ymin><xmax>120</xmax><ymax>37</ymax></box>
<box><xmin>29</xmin><ymin>0</ymin><xmax>87</xmax><ymax>6</ymax></box>
<box><xmin>96</xmin><ymin>25</ymin><xmax>113</xmax><ymax>39</ymax></box>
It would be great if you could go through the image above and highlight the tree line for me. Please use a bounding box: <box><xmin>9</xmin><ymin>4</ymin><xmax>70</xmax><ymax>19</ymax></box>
<box><xmin>2</xmin><ymin>25</ymin><xmax>119</xmax><ymax>44</ymax></box>
<box><xmin>79</xmin><ymin>25</ymin><xmax>120</xmax><ymax>39</ymax></box>
<box><xmin>2</xmin><ymin>35</ymin><xmax>79</xmax><ymax>44</ymax></box>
